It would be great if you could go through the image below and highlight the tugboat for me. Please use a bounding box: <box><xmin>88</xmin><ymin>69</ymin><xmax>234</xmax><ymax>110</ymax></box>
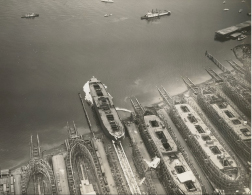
<box><xmin>141</xmin><ymin>9</ymin><xmax>171</xmax><ymax>20</ymax></box>
<box><xmin>21</xmin><ymin>13</ymin><xmax>39</xmax><ymax>18</ymax></box>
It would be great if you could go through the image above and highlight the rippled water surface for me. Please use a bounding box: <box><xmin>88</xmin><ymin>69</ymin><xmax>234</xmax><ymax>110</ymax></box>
<box><xmin>0</xmin><ymin>0</ymin><xmax>250</xmax><ymax>168</ymax></box>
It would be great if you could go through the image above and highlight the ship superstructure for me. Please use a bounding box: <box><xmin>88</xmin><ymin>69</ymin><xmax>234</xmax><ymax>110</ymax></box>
<box><xmin>170</xmin><ymin>103</ymin><xmax>244</xmax><ymax>190</ymax></box>
<box><xmin>89</xmin><ymin>77</ymin><xmax>125</xmax><ymax>141</ymax></box>
<box><xmin>197</xmin><ymin>87</ymin><xmax>251</xmax><ymax>164</ymax></box>
<box><xmin>144</xmin><ymin>114</ymin><xmax>202</xmax><ymax>194</ymax></box>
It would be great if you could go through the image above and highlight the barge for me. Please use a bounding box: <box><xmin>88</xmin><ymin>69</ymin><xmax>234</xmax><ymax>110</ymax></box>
<box><xmin>89</xmin><ymin>77</ymin><xmax>125</xmax><ymax>141</ymax></box>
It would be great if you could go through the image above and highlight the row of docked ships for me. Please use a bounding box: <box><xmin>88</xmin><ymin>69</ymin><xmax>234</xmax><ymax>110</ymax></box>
<box><xmin>87</xmin><ymin>77</ymin><xmax>249</xmax><ymax>194</ymax></box>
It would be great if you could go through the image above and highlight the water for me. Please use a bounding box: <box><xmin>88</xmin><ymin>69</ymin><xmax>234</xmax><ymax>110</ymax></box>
<box><xmin>0</xmin><ymin>0</ymin><xmax>250</xmax><ymax>168</ymax></box>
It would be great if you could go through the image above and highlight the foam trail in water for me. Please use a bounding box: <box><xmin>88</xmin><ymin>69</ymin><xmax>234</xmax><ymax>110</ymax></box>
<box><xmin>83</xmin><ymin>81</ymin><xmax>93</xmax><ymax>105</ymax></box>
<box><xmin>115</xmin><ymin>107</ymin><xmax>132</xmax><ymax>113</ymax></box>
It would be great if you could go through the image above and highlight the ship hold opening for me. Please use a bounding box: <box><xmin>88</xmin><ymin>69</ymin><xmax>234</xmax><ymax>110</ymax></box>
<box><xmin>223</xmin><ymin>159</ymin><xmax>231</xmax><ymax>167</ymax></box>
<box><xmin>94</xmin><ymin>84</ymin><xmax>104</xmax><ymax>96</ymax></box>
<box><xmin>162</xmin><ymin>142</ymin><xmax>172</xmax><ymax>151</ymax></box>
<box><xmin>155</xmin><ymin>131</ymin><xmax>172</xmax><ymax>151</ymax></box>
<box><xmin>217</xmin><ymin>102</ymin><xmax>227</xmax><ymax>109</ymax></box>
<box><xmin>231</xmin><ymin>119</ymin><xmax>241</xmax><ymax>125</ymax></box>
<box><xmin>202</xmin><ymin>135</ymin><xmax>211</xmax><ymax>141</ymax></box>
<box><xmin>195</xmin><ymin>125</ymin><xmax>205</xmax><ymax>133</ymax></box>
<box><xmin>224</xmin><ymin>110</ymin><xmax>235</xmax><ymax>118</ymax></box>
<box><xmin>99</xmin><ymin>98</ymin><xmax>110</xmax><ymax>110</ymax></box>
<box><xmin>180</xmin><ymin>105</ymin><xmax>190</xmax><ymax>112</ymax></box>
<box><xmin>150</xmin><ymin>120</ymin><xmax>159</xmax><ymax>127</ymax></box>
<box><xmin>240</xmin><ymin>128</ymin><xmax>251</xmax><ymax>136</ymax></box>
<box><xmin>155</xmin><ymin>131</ymin><xmax>165</xmax><ymax>139</ymax></box>
<box><xmin>106</xmin><ymin>114</ymin><xmax>114</xmax><ymax>121</ymax></box>
<box><xmin>209</xmin><ymin>146</ymin><xmax>221</xmax><ymax>155</ymax></box>
<box><xmin>184</xmin><ymin>181</ymin><xmax>196</xmax><ymax>192</ymax></box>
<box><xmin>187</xmin><ymin>114</ymin><xmax>198</xmax><ymax>123</ymax></box>
<box><xmin>175</xmin><ymin>166</ymin><xmax>185</xmax><ymax>174</ymax></box>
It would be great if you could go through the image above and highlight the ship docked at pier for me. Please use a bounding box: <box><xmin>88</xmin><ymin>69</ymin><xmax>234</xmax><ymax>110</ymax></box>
<box><xmin>169</xmin><ymin>103</ymin><xmax>245</xmax><ymax>191</ymax></box>
<box><xmin>89</xmin><ymin>77</ymin><xmax>125</xmax><ymax>141</ymax></box>
<box><xmin>143</xmin><ymin>114</ymin><xmax>203</xmax><ymax>194</ymax></box>
<box><xmin>197</xmin><ymin>86</ymin><xmax>251</xmax><ymax>165</ymax></box>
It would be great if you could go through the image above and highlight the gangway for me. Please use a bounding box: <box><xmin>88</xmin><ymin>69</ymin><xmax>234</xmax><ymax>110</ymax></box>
<box><xmin>205</xmin><ymin>51</ymin><xmax>230</xmax><ymax>73</ymax></box>
<box><xmin>205</xmin><ymin>68</ymin><xmax>224</xmax><ymax>83</ymax></box>
<box><xmin>157</xmin><ymin>86</ymin><xmax>173</xmax><ymax>106</ymax></box>
<box><xmin>112</xmin><ymin>141</ymin><xmax>141</xmax><ymax>195</ymax></box>
<box><xmin>130</xmin><ymin>97</ymin><xmax>145</xmax><ymax>116</ymax></box>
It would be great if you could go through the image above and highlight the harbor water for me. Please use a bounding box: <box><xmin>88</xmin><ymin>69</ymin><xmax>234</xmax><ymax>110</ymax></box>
<box><xmin>0</xmin><ymin>0</ymin><xmax>250</xmax><ymax>168</ymax></box>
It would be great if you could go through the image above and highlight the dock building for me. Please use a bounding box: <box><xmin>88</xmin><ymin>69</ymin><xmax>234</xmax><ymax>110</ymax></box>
<box><xmin>197</xmin><ymin>87</ymin><xmax>251</xmax><ymax>165</ymax></box>
<box><xmin>215</xmin><ymin>20</ymin><xmax>251</xmax><ymax>40</ymax></box>
<box><xmin>169</xmin><ymin>103</ymin><xmax>244</xmax><ymax>191</ymax></box>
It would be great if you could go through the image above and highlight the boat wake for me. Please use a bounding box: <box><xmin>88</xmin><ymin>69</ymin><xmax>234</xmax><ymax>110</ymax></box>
<box><xmin>115</xmin><ymin>107</ymin><xmax>132</xmax><ymax>113</ymax></box>
<box><xmin>83</xmin><ymin>81</ymin><xmax>93</xmax><ymax>105</ymax></box>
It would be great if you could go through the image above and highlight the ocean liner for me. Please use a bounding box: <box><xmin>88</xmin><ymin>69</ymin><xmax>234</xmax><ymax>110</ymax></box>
<box><xmin>89</xmin><ymin>77</ymin><xmax>125</xmax><ymax>141</ymax></box>
<box><xmin>169</xmin><ymin>103</ymin><xmax>244</xmax><ymax>191</ymax></box>
<box><xmin>144</xmin><ymin>114</ymin><xmax>202</xmax><ymax>194</ymax></box>
<box><xmin>197</xmin><ymin>86</ymin><xmax>251</xmax><ymax>164</ymax></box>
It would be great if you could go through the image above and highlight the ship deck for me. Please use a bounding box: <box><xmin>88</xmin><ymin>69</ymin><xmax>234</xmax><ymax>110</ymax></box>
<box><xmin>89</xmin><ymin>77</ymin><xmax>125</xmax><ymax>139</ymax></box>
<box><xmin>144</xmin><ymin>115</ymin><xmax>202</xmax><ymax>194</ymax></box>
<box><xmin>174</xmin><ymin>104</ymin><xmax>238</xmax><ymax>174</ymax></box>
<box><xmin>211</xmin><ymin>102</ymin><xmax>251</xmax><ymax>141</ymax></box>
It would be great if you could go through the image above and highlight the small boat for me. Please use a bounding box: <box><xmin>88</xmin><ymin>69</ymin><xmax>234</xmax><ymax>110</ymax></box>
<box><xmin>223</xmin><ymin>1</ymin><xmax>226</xmax><ymax>3</ymax></box>
<box><xmin>239</xmin><ymin>9</ymin><xmax>243</xmax><ymax>13</ymax></box>
<box><xmin>101</xmin><ymin>0</ymin><xmax>114</xmax><ymax>3</ymax></box>
<box><xmin>104</xmin><ymin>13</ymin><xmax>112</xmax><ymax>17</ymax></box>
<box><xmin>242</xmin><ymin>0</ymin><xmax>245</xmax><ymax>2</ymax></box>
<box><xmin>223</xmin><ymin>8</ymin><xmax>229</xmax><ymax>11</ymax></box>
<box><xmin>21</xmin><ymin>13</ymin><xmax>39</xmax><ymax>18</ymax></box>
<box><xmin>141</xmin><ymin>9</ymin><xmax>171</xmax><ymax>20</ymax></box>
<box><xmin>247</xmin><ymin>13</ymin><xmax>251</xmax><ymax>16</ymax></box>
<box><xmin>238</xmin><ymin>35</ymin><xmax>246</xmax><ymax>41</ymax></box>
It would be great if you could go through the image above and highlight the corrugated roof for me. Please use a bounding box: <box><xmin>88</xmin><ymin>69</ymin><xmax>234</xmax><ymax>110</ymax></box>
<box><xmin>216</xmin><ymin>26</ymin><xmax>239</xmax><ymax>35</ymax></box>
<box><xmin>216</xmin><ymin>20</ymin><xmax>251</xmax><ymax>35</ymax></box>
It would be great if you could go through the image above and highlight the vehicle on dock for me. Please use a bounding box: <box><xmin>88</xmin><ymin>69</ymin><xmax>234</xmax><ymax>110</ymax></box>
<box><xmin>88</xmin><ymin>77</ymin><xmax>125</xmax><ymax>141</ymax></box>
<box><xmin>141</xmin><ymin>9</ymin><xmax>171</xmax><ymax>20</ymax></box>
<box><xmin>21</xmin><ymin>13</ymin><xmax>39</xmax><ymax>18</ymax></box>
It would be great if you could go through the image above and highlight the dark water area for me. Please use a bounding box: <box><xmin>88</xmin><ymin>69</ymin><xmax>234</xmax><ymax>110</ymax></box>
<box><xmin>0</xmin><ymin>0</ymin><xmax>250</xmax><ymax>168</ymax></box>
